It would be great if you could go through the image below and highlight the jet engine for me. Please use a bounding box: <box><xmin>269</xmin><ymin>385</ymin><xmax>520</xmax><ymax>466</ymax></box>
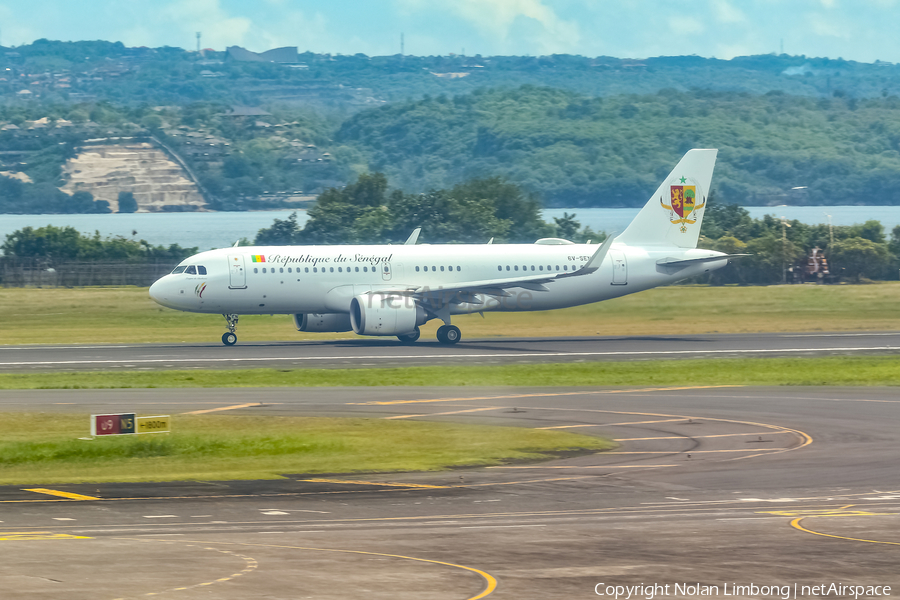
<box><xmin>292</xmin><ymin>313</ymin><xmax>353</xmax><ymax>333</ymax></box>
<box><xmin>349</xmin><ymin>293</ymin><xmax>426</xmax><ymax>336</ymax></box>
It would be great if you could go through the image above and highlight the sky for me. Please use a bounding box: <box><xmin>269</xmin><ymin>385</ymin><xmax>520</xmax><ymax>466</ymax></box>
<box><xmin>0</xmin><ymin>0</ymin><xmax>897</xmax><ymax>63</ymax></box>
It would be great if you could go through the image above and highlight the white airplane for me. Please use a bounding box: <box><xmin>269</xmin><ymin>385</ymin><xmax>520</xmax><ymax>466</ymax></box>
<box><xmin>150</xmin><ymin>149</ymin><xmax>739</xmax><ymax>346</ymax></box>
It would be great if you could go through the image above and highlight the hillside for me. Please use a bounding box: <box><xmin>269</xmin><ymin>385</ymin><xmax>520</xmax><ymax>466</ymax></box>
<box><xmin>3</xmin><ymin>40</ymin><xmax>900</xmax><ymax>108</ymax></box>
<box><xmin>4</xmin><ymin>40</ymin><xmax>900</xmax><ymax>211</ymax></box>
<box><xmin>338</xmin><ymin>87</ymin><xmax>900</xmax><ymax>207</ymax></box>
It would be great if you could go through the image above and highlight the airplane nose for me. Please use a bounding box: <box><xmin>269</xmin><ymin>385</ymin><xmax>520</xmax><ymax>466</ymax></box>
<box><xmin>149</xmin><ymin>279</ymin><xmax>163</xmax><ymax>303</ymax></box>
<box><xmin>149</xmin><ymin>277</ymin><xmax>176</xmax><ymax>308</ymax></box>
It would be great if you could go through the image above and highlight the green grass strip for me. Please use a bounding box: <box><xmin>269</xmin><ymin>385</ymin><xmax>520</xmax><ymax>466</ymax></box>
<box><xmin>2</xmin><ymin>356</ymin><xmax>899</xmax><ymax>389</ymax></box>
<box><xmin>0</xmin><ymin>414</ymin><xmax>613</xmax><ymax>485</ymax></box>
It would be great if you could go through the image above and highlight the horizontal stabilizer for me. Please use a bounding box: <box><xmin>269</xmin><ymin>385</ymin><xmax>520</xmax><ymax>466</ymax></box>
<box><xmin>656</xmin><ymin>253</ymin><xmax>748</xmax><ymax>274</ymax></box>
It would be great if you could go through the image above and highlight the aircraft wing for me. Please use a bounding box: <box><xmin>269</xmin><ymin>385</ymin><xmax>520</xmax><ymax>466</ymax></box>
<box><xmin>381</xmin><ymin>235</ymin><xmax>615</xmax><ymax>301</ymax></box>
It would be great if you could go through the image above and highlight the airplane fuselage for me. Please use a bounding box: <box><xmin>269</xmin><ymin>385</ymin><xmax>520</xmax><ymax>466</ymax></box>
<box><xmin>148</xmin><ymin>149</ymin><xmax>729</xmax><ymax>345</ymax></box>
<box><xmin>150</xmin><ymin>242</ymin><xmax>726</xmax><ymax>316</ymax></box>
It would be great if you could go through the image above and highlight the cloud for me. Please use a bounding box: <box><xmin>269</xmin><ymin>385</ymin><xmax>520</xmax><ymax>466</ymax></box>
<box><xmin>161</xmin><ymin>0</ymin><xmax>253</xmax><ymax>49</ymax></box>
<box><xmin>399</xmin><ymin>0</ymin><xmax>582</xmax><ymax>54</ymax></box>
<box><xmin>669</xmin><ymin>16</ymin><xmax>705</xmax><ymax>35</ymax></box>
<box><xmin>808</xmin><ymin>12</ymin><xmax>852</xmax><ymax>39</ymax></box>
<box><xmin>710</xmin><ymin>0</ymin><xmax>746</xmax><ymax>24</ymax></box>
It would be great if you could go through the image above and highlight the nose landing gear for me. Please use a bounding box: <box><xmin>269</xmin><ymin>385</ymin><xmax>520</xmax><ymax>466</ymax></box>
<box><xmin>222</xmin><ymin>314</ymin><xmax>239</xmax><ymax>346</ymax></box>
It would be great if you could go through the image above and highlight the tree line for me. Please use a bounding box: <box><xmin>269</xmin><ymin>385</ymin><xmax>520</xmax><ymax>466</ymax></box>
<box><xmin>252</xmin><ymin>173</ymin><xmax>598</xmax><ymax>245</ymax></box>
<box><xmin>701</xmin><ymin>198</ymin><xmax>900</xmax><ymax>284</ymax></box>
<box><xmin>1</xmin><ymin>225</ymin><xmax>197</xmax><ymax>263</ymax></box>
<box><xmin>5</xmin><ymin>173</ymin><xmax>900</xmax><ymax>286</ymax></box>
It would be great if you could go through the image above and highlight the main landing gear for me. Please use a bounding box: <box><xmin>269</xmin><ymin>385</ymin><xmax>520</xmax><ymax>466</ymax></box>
<box><xmin>436</xmin><ymin>324</ymin><xmax>461</xmax><ymax>345</ymax></box>
<box><xmin>397</xmin><ymin>326</ymin><xmax>421</xmax><ymax>344</ymax></box>
<box><xmin>222</xmin><ymin>314</ymin><xmax>239</xmax><ymax>346</ymax></box>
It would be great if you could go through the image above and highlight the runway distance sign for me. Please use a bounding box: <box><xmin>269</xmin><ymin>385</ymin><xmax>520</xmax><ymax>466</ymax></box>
<box><xmin>90</xmin><ymin>413</ymin><xmax>170</xmax><ymax>437</ymax></box>
<box><xmin>136</xmin><ymin>416</ymin><xmax>171</xmax><ymax>434</ymax></box>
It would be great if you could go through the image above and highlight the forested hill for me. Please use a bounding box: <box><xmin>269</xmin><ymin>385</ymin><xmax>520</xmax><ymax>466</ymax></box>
<box><xmin>338</xmin><ymin>87</ymin><xmax>900</xmax><ymax>207</ymax></box>
<box><xmin>3</xmin><ymin>40</ymin><xmax>900</xmax><ymax>107</ymax></box>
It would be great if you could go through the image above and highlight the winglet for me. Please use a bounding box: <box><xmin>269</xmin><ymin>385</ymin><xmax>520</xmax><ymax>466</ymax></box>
<box><xmin>404</xmin><ymin>228</ymin><xmax>421</xmax><ymax>245</ymax></box>
<box><xmin>557</xmin><ymin>233</ymin><xmax>616</xmax><ymax>278</ymax></box>
<box><xmin>584</xmin><ymin>233</ymin><xmax>616</xmax><ymax>271</ymax></box>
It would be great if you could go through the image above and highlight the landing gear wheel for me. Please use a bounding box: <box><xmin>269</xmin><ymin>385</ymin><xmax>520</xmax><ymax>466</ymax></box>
<box><xmin>398</xmin><ymin>327</ymin><xmax>420</xmax><ymax>344</ymax></box>
<box><xmin>222</xmin><ymin>314</ymin><xmax>239</xmax><ymax>346</ymax></box>
<box><xmin>436</xmin><ymin>325</ymin><xmax>461</xmax><ymax>345</ymax></box>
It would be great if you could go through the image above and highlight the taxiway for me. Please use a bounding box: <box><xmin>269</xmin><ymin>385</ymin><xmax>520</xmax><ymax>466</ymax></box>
<box><xmin>1</xmin><ymin>385</ymin><xmax>899</xmax><ymax>599</ymax></box>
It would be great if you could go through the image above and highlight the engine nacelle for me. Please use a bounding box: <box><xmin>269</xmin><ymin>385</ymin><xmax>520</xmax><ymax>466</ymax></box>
<box><xmin>349</xmin><ymin>293</ymin><xmax>425</xmax><ymax>336</ymax></box>
<box><xmin>292</xmin><ymin>313</ymin><xmax>353</xmax><ymax>333</ymax></box>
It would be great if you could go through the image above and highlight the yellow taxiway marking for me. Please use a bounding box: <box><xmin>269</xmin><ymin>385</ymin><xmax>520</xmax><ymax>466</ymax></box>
<box><xmin>172</xmin><ymin>538</ymin><xmax>497</xmax><ymax>600</ymax></box>
<box><xmin>614</xmin><ymin>431</ymin><xmax>791</xmax><ymax>441</ymax></box>
<box><xmin>352</xmin><ymin>385</ymin><xmax>741</xmax><ymax>406</ymax></box>
<box><xmin>111</xmin><ymin>539</ymin><xmax>258</xmax><ymax>597</ymax></box>
<box><xmin>0</xmin><ymin>531</ymin><xmax>92</xmax><ymax>541</ymax></box>
<box><xmin>489</xmin><ymin>464</ymin><xmax>678</xmax><ymax>469</ymax></box>
<box><xmin>183</xmin><ymin>402</ymin><xmax>270</xmax><ymax>415</ymax></box>
<box><xmin>603</xmin><ymin>449</ymin><xmax>781</xmax><ymax>454</ymax></box>
<box><xmin>385</xmin><ymin>407</ymin><xmax>502</xmax><ymax>420</ymax></box>
<box><xmin>538</xmin><ymin>418</ymin><xmax>684</xmax><ymax>430</ymax></box>
<box><xmin>301</xmin><ymin>478</ymin><xmax>448</xmax><ymax>489</ymax></box>
<box><xmin>23</xmin><ymin>488</ymin><xmax>100</xmax><ymax>501</ymax></box>
<box><xmin>766</xmin><ymin>509</ymin><xmax>891</xmax><ymax>517</ymax></box>
<box><xmin>790</xmin><ymin>516</ymin><xmax>900</xmax><ymax>546</ymax></box>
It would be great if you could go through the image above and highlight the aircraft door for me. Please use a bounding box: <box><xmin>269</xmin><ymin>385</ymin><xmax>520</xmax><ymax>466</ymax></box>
<box><xmin>611</xmin><ymin>251</ymin><xmax>627</xmax><ymax>285</ymax></box>
<box><xmin>228</xmin><ymin>254</ymin><xmax>247</xmax><ymax>289</ymax></box>
<box><xmin>381</xmin><ymin>262</ymin><xmax>392</xmax><ymax>281</ymax></box>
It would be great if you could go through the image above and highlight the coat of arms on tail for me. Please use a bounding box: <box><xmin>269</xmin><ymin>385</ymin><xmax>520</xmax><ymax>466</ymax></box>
<box><xmin>662</xmin><ymin>176</ymin><xmax>707</xmax><ymax>233</ymax></box>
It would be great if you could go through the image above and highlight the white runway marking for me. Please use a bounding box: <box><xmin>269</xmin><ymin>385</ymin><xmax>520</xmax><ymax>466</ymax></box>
<box><xmin>2</xmin><ymin>346</ymin><xmax>899</xmax><ymax>367</ymax></box>
<box><xmin>460</xmin><ymin>524</ymin><xmax>547</xmax><ymax>529</ymax></box>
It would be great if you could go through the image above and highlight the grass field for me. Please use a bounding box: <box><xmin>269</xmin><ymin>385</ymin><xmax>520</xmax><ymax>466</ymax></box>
<box><xmin>1</xmin><ymin>283</ymin><xmax>899</xmax><ymax>344</ymax></box>
<box><xmin>1</xmin><ymin>356</ymin><xmax>898</xmax><ymax>389</ymax></box>
<box><xmin>0</xmin><ymin>413</ymin><xmax>614</xmax><ymax>485</ymax></box>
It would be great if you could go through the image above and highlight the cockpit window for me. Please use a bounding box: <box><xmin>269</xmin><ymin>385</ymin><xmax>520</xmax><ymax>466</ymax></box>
<box><xmin>185</xmin><ymin>266</ymin><xmax>197</xmax><ymax>275</ymax></box>
<box><xmin>172</xmin><ymin>266</ymin><xmax>187</xmax><ymax>274</ymax></box>
<box><xmin>198</xmin><ymin>266</ymin><xmax>207</xmax><ymax>275</ymax></box>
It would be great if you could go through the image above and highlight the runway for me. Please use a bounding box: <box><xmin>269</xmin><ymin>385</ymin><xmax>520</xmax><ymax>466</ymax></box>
<box><xmin>2</xmin><ymin>385</ymin><xmax>899</xmax><ymax>599</ymax></box>
<box><xmin>2</xmin><ymin>330</ymin><xmax>900</xmax><ymax>371</ymax></box>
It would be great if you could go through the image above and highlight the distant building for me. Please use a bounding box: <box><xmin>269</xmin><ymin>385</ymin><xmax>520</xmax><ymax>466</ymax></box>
<box><xmin>226</xmin><ymin>46</ymin><xmax>299</xmax><ymax>64</ymax></box>
<box><xmin>224</xmin><ymin>106</ymin><xmax>272</xmax><ymax>117</ymax></box>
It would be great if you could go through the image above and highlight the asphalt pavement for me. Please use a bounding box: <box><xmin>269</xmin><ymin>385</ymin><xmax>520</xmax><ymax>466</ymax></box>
<box><xmin>2</xmin><ymin>331</ymin><xmax>899</xmax><ymax>371</ymax></box>
<box><xmin>2</xmin><ymin>385</ymin><xmax>899</xmax><ymax>599</ymax></box>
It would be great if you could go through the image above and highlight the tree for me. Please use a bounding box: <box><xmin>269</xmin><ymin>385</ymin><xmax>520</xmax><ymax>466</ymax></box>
<box><xmin>1</xmin><ymin>225</ymin><xmax>83</xmax><ymax>261</ymax></box>
<box><xmin>68</xmin><ymin>191</ymin><xmax>98</xmax><ymax>213</ymax></box>
<box><xmin>254</xmin><ymin>212</ymin><xmax>303</xmax><ymax>245</ymax></box>
<box><xmin>553</xmin><ymin>212</ymin><xmax>580</xmax><ymax>240</ymax></box>
<box><xmin>117</xmin><ymin>191</ymin><xmax>138</xmax><ymax>213</ymax></box>
<box><xmin>828</xmin><ymin>237</ymin><xmax>891</xmax><ymax>282</ymax></box>
<box><xmin>2</xmin><ymin>225</ymin><xmax>198</xmax><ymax>263</ymax></box>
<box><xmin>706</xmin><ymin>236</ymin><xmax>749</xmax><ymax>285</ymax></box>
<box><xmin>890</xmin><ymin>225</ymin><xmax>900</xmax><ymax>256</ymax></box>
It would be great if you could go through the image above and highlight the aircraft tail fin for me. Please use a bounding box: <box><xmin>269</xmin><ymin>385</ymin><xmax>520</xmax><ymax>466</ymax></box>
<box><xmin>617</xmin><ymin>149</ymin><xmax>718</xmax><ymax>249</ymax></box>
